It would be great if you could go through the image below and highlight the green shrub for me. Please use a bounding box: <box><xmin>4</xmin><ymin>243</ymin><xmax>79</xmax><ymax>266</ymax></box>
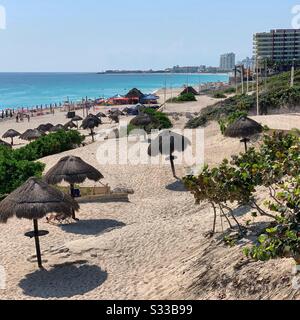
<box><xmin>218</xmin><ymin>111</ymin><xmax>248</xmax><ymax>135</ymax></box>
<box><xmin>0</xmin><ymin>146</ymin><xmax>45</xmax><ymax>195</ymax></box>
<box><xmin>0</xmin><ymin>130</ymin><xmax>84</xmax><ymax>196</ymax></box>
<box><xmin>167</xmin><ymin>93</ymin><xmax>197</xmax><ymax>103</ymax></box>
<box><xmin>127</xmin><ymin>108</ymin><xmax>172</xmax><ymax>134</ymax></box>
<box><xmin>213</xmin><ymin>92</ymin><xmax>227</xmax><ymax>99</ymax></box>
<box><xmin>185</xmin><ymin>94</ymin><xmax>255</xmax><ymax>129</ymax></box>
<box><xmin>14</xmin><ymin>130</ymin><xmax>85</xmax><ymax>161</ymax></box>
<box><xmin>223</xmin><ymin>87</ymin><xmax>236</xmax><ymax>94</ymax></box>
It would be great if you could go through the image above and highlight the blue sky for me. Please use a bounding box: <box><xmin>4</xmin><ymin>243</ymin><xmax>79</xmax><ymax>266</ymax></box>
<box><xmin>0</xmin><ymin>0</ymin><xmax>298</xmax><ymax>71</ymax></box>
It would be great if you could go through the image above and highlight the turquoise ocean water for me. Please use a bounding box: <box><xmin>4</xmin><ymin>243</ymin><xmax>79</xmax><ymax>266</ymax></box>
<box><xmin>0</xmin><ymin>73</ymin><xmax>229</xmax><ymax>109</ymax></box>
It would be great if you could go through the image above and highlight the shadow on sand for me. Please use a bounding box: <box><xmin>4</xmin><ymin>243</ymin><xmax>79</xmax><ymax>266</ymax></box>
<box><xmin>165</xmin><ymin>180</ymin><xmax>187</xmax><ymax>192</ymax></box>
<box><xmin>60</xmin><ymin>219</ymin><xmax>126</xmax><ymax>236</ymax></box>
<box><xmin>19</xmin><ymin>262</ymin><xmax>108</xmax><ymax>298</ymax></box>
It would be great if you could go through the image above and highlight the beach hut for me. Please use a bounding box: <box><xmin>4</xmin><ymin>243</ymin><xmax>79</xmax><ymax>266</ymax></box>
<box><xmin>125</xmin><ymin>88</ymin><xmax>144</xmax><ymax>104</ymax></box>
<box><xmin>224</xmin><ymin>116</ymin><xmax>263</xmax><ymax>152</ymax></box>
<box><xmin>2</xmin><ymin>129</ymin><xmax>21</xmax><ymax>146</ymax></box>
<box><xmin>20</xmin><ymin>129</ymin><xmax>45</xmax><ymax>141</ymax></box>
<box><xmin>44</xmin><ymin>156</ymin><xmax>103</xmax><ymax>221</ymax></box>
<box><xmin>0</xmin><ymin>177</ymin><xmax>79</xmax><ymax>268</ymax></box>
<box><xmin>72</xmin><ymin>115</ymin><xmax>83</xmax><ymax>129</ymax></box>
<box><xmin>126</xmin><ymin>88</ymin><xmax>144</xmax><ymax>99</ymax></box>
<box><xmin>180</xmin><ymin>86</ymin><xmax>199</xmax><ymax>96</ymax></box>
<box><xmin>148</xmin><ymin>130</ymin><xmax>191</xmax><ymax>179</ymax></box>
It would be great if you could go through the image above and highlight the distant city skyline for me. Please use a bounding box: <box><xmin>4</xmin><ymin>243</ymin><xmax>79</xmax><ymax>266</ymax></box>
<box><xmin>0</xmin><ymin>0</ymin><xmax>299</xmax><ymax>72</ymax></box>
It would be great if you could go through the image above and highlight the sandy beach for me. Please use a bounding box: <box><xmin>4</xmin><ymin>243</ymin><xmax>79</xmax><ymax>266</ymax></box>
<box><xmin>0</xmin><ymin>92</ymin><xmax>300</xmax><ymax>300</ymax></box>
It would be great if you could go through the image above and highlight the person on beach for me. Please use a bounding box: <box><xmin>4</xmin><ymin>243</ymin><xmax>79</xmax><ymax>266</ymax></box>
<box><xmin>16</xmin><ymin>114</ymin><xmax>19</xmax><ymax>123</ymax></box>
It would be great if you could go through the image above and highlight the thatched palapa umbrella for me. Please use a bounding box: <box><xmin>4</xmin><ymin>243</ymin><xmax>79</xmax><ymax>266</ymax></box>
<box><xmin>64</xmin><ymin>121</ymin><xmax>77</xmax><ymax>130</ymax></box>
<box><xmin>2</xmin><ymin>129</ymin><xmax>21</xmax><ymax>145</ymax></box>
<box><xmin>49</xmin><ymin>124</ymin><xmax>64</xmax><ymax>132</ymax></box>
<box><xmin>148</xmin><ymin>130</ymin><xmax>191</xmax><ymax>179</ymax></box>
<box><xmin>0</xmin><ymin>177</ymin><xmax>79</xmax><ymax>268</ymax></box>
<box><xmin>44</xmin><ymin>156</ymin><xmax>104</xmax><ymax>221</ymax></box>
<box><xmin>37</xmin><ymin>123</ymin><xmax>54</xmax><ymax>133</ymax></box>
<box><xmin>109</xmin><ymin>114</ymin><xmax>120</xmax><ymax>124</ymax></box>
<box><xmin>0</xmin><ymin>139</ymin><xmax>12</xmax><ymax>148</ymax></box>
<box><xmin>81</xmin><ymin>115</ymin><xmax>101</xmax><ymax>142</ymax></box>
<box><xmin>72</xmin><ymin>115</ymin><xmax>83</xmax><ymax>129</ymax></box>
<box><xmin>224</xmin><ymin>116</ymin><xmax>263</xmax><ymax>152</ymax></box>
<box><xmin>96</xmin><ymin>112</ymin><xmax>107</xmax><ymax>118</ymax></box>
<box><xmin>20</xmin><ymin>129</ymin><xmax>45</xmax><ymax>141</ymax></box>
<box><xmin>130</xmin><ymin>114</ymin><xmax>153</xmax><ymax>132</ymax></box>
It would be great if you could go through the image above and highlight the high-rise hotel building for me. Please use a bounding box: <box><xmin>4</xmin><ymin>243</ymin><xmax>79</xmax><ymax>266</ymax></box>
<box><xmin>253</xmin><ymin>29</ymin><xmax>300</xmax><ymax>61</ymax></box>
<box><xmin>219</xmin><ymin>53</ymin><xmax>236</xmax><ymax>71</ymax></box>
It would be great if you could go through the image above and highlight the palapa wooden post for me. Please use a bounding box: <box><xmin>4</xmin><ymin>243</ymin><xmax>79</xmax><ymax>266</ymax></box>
<box><xmin>33</xmin><ymin>219</ymin><xmax>43</xmax><ymax>268</ymax></box>
<box><xmin>240</xmin><ymin>138</ymin><xmax>250</xmax><ymax>153</ymax></box>
<box><xmin>70</xmin><ymin>183</ymin><xmax>79</xmax><ymax>221</ymax></box>
<box><xmin>170</xmin><ymin>154</ymin><xmax>177</xmax><ymax>179</ymax></box>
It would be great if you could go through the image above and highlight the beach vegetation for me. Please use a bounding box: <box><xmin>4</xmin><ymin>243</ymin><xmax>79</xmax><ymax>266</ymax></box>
<box><xmin>167</xmin><ymin>93</ymin><xmax>197</xmax><ymax>103</ymax></box>
<box><xmin>183</xmin><ymin>131</ymin><xmax>300</xmax><ymax>262</ymax></box>
<box><xmin>13</xmin><ymin>130</ymin><xmax>84</xmax><ymax>161</ymax></box>
<box><xmin>212</xmin><ymin>92</ymin><xmax>227</xmax><ymax>99</ymax></box>
<box><xmin>128</xmin><ymin>108</ymin><xmax>172</xmax><ymax>134</ymax></box>
<box><xmin>0</xmin><ymin>130</ymin><xmax>84</xmax><ymax>196</ymax></box>
<box><xmin>186</xmin><ymin>94</ymin><xmax>254</xmax><ymax>129</ymax></box>
<box><xmin>185</xmin><ymin>70</ymin><xmax>300</xmax><ymax>130</ymax></box>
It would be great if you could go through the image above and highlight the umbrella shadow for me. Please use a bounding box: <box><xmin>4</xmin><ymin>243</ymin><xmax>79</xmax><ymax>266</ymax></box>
<box><xmin>231</xmin><ymin>206</ymin><xmax>252</xmax><ymax>217</ymax></box>
<box><xmin>166</xmin><ymin>180</ymin><xmax>188</xmax><ymax>192</ymax></box>
<box><xmin>60</xmin><ymin>219</ymin><xmax>126</xmax><ymax>235</ymax></box>
<box><xmin>19</xmin><ymin>262</ymin><xmax>107</xmax><ymax>298</ymax></box>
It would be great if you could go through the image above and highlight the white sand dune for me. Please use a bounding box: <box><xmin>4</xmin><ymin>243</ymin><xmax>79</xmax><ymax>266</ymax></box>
<box><xmin>0</xmin><ymin>100</ymin><xmax>300</xmax><ymax>300</ymax></box>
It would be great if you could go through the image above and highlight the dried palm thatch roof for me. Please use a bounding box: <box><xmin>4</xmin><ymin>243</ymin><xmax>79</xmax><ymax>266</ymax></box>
<box><xmin>44</xmin><ymin>156</ymin><xmax>104</xmax><ymax>185</ymax></box>
<box><xmin>2</xmin><ymin>129</ymin><xmax>21</xmax><ymax>139</ymax></box>
<box><xmin>0</xmin><ymin>177</ymin><xmax>79</xmax><ymax>223</ymax></box>
<box><xmin>49</xmin><ymin>124</ymin><xmax>64</xmax><ymax>132</ymax></box>
<box><xmin>64</xmin><ymin>121</ymin><xmax>77</xmax><ymax>130</ymax></box>
<box><xmin>96</xmin><ymin>112</ymin><xmax>107</xmax><ymax>118</ymax></box>
<box><xmin>72</xmin><ymin>115</ymin><xmax>83</xmax><ymax>122</ymax></box>
<box><xmin>148</xmin><ymin>130</ymin><xmax>191</xmax><ymax>157</ymax></box>
<box><xmin>37</xmin><ymin>123</ymin><xmax>54</xmax><ymax>132</ymax></box>
<box><xmin>20</xmin><ymin>129</ymin><xmax>45</xmax><ymax>141</ymax></box>
<box><xmin>125</xmin><ymin>88</ymin><xmax>144</xmax><ymax>99</ymax></box>
<box><xmin>224</xmin><ymin>117</ymin><xmax>263</xmax><ymax>138</ymax></box>
<box><xmin>0</xmin><ymin>139</ymin><xmax>12</xmax><ymax>148</ymax></box>
<box><xmin>110</xmin><ymin>110</ymin><xmax>125</xmax><ymax>116</ymax></box>
<box><xmin>109</xmin><ymin>114</ymin><xmax>120</xmax><ymax>124</ymax></box>
<box><xmin>37</xmin><ymin>124</ymin><xmax>47</xmax><ymax>132</ymax></box>
<box><xmin>81</xmin><ymin>115</ymin><xmax>102</xmax><ymax>129</ymax></box>
<box><xmin>180</xmin><ymin>86</ymin><xmax>199</xmax><ymax>96</ymax></box>
<box><xmin>130</xmin><ymin>114</ymin><xmax>152</xmax><ymax>127</ymax></box>
<box><xmin>45</xmin><ymin>123</ymin><xmax>55</xmax><ymax>131</ymax></box>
